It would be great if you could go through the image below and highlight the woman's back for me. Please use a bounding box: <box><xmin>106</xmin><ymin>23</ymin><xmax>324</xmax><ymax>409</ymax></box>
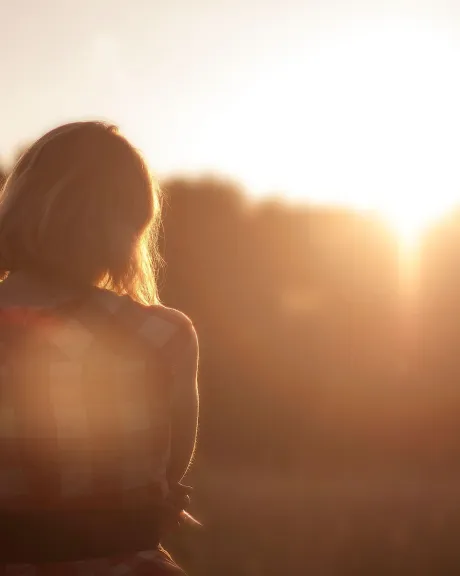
<box><xmin>0</xmin><ymin>277</ymin><xmax>196</xmax><ymax>572</ymax></box>
<box><xmin>0</xmin><ymin>289</ymin><xmax>171</xmax><ymax>508</ymax></box>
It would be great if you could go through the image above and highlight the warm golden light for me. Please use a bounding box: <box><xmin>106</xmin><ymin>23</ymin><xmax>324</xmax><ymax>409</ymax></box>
<box><xmin>380</xmin><ymin>201</ymin><xmax>452</xmax><ymax>251</ymax></box>
<box><xmin>192</xmin><ymin>20</ymin><xmax>460</xmax><ymax>229</ymax></box>
<box><xmin>378</xmin><ymin>200</ymin><xmax>450</xmax><ymax>300</ymax></box>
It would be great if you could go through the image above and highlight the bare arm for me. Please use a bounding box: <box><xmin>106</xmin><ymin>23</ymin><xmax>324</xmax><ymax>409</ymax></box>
<box><xmin>167</xmin><ymin>320</ymin><xmax>199</xmax><ymax>484</ymax></box>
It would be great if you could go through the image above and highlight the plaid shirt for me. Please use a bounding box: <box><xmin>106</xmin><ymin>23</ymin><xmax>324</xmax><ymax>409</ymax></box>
<box><xmin>0</xmin><ymin>289</ymin><xmax>195</xmax><ymax>574</ymax></box>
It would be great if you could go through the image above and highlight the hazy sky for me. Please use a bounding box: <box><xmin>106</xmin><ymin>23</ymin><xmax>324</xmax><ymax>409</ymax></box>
<box><xmin>1</xmin><ymin>0</ymin><xmax>460</xmax><ymax>219</ymax></box>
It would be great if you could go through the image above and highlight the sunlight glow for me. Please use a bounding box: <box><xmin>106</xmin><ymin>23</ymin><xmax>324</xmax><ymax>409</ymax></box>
<box><xmin>380</xmin><ymin>200</ymin><xmax>453</xmax><ymax>251</ymax></box>
<box><xmin>172</xmin><ymin>19</ymin><xmax>460</xmax><ymax>247</ymax></box>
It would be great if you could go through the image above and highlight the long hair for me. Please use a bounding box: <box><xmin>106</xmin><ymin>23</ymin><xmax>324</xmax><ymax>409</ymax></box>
<box><xmin>0</xmin><ymin>121</ymin><xmax>162</xmax><ymax>305</ymax></box>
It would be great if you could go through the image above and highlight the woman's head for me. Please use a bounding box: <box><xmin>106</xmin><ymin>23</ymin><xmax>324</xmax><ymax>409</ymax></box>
<box><xmin>0</xmin><ymin>121</ymin><xmax>162</xmax><ymax>304</ymax></box>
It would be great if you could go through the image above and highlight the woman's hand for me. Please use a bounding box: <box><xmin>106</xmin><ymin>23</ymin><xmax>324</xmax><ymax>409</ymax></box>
<box><xmin>161</xmin><ymin>483</ymin><xmax>193</xmax><ymax>533</ymax></box>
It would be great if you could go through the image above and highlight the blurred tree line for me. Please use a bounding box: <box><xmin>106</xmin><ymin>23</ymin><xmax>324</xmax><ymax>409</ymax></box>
<box><xmin>160</xmin><ymin>176</ymin><xmax>414</xmax><ymax>470</ymax></box>
<box><xmin>2</xmin><ymin>159</ymin><xmax>460</xmax><ymax>573</ymax></box>
<box><xmin>157</xmin><ymin>175</ymin><xmax>460</xmax><ymax>574</ymax></box>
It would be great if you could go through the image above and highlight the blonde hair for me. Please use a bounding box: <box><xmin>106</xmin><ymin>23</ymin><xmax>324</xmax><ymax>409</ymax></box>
<box><xmin>0</xmin><ymin>121</ymin><xmax>162</xmax><ymax>305</ymax></box>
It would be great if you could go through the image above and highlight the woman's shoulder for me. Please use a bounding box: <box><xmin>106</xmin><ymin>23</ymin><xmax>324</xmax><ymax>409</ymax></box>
<box><xmin>145</xmin><ymin>304</ymin><xmax>195</xmax><ymax>332</ymax></box>
<box><xmin>136</xmin><ymin>304</ymin><xmax>198</xmax><ymax>360</ymax></box>
<box><xmin>144</xmin><ymin>304</ymin><xmax>196</xmax><ymax>342</ymax></box>
<box><xmin>95</xmin><ymin>292</ymin><xmax>196</xmax><ymax>350</ymax></box>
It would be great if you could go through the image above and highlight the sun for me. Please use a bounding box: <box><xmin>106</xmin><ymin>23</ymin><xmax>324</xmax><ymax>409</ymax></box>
<box><xmin>386</xmin><ymin>213</ymin><xmax>431</xmax><ymax>250</ymax></box>
<box><xmin>212</xmin><ymin>19</ymin><xmax>460</xmax><ymax>243</ymax></box>
<box><xmin>302</xmin><ymin>21</ymin><xmax>460</xmax><ymax>245</ymax></box>
<box><xmin>379</xmin><ymin>198</ymin><xmax>454</xmax><ymax>251</ymax></box>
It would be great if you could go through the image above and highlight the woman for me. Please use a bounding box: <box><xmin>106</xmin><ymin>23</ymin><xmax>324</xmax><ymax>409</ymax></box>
<box><xmin>0</xmin><ymin>122</ymin><xmax>199</xmax><ymax>574</ymax></box>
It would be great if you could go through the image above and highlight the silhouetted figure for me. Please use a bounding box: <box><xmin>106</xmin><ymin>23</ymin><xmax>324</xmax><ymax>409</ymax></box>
<box><xmin>0</xmin><ymin>122</ymin><xmax>199</xmax><ymax>575</ymax></box>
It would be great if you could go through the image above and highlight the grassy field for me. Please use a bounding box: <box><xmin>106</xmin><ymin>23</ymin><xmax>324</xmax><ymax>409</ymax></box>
<box><xmin>170</xmin><ymin>466</ymin><xmax>460</xmax><ymax>575</ymax></box>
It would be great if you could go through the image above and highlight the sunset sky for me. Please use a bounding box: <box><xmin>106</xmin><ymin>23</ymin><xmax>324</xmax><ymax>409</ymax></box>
<box><xmin>1</xmin><ymin>0</ymin><xmax>460</xmax><ymax>231</ymax></box>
